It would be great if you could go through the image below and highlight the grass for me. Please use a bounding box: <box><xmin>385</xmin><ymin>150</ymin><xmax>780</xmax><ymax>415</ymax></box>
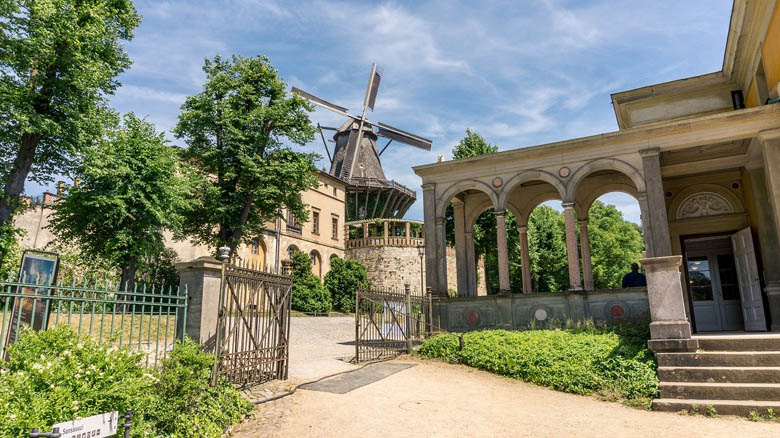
<box><xmin>417</xmin><ymin>319</ymin><xmax>658</xmax><ymax>409</ymax></box>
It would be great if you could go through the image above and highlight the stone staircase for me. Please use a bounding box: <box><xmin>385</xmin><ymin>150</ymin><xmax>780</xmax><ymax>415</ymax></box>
<box><xmin>652</xmin><ymin>335</ymin><xmax>780</xmax><ymax>416</ymax></box>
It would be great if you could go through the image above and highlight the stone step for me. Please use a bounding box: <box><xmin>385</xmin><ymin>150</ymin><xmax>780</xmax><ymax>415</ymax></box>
<box><xmin>652</xmin><ymin>398</ymin><xmax>780</xmax><ymax>417</ymax></box>
<box><xmin>658</xmin><ymin>366</ymin><xmax>780</xmax><ymax>383</ymax></box>
<box><xmin>696</xmin><ymin>336</ymin><xmax>780</xmax><ymax>352</ymax></box>
<box><xmin>656</xmin><ymin>351</ymin><xmax>780</xmax><ymax>367</ymax></box>
<box><xmin>659</xmin><ymin>382</ymin><xmax>780</xmax><ymax>401</ymax></box>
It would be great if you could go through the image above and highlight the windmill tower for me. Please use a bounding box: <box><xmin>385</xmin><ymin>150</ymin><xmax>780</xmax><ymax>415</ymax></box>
<box><xmin>292</xmin><ymin>64</ymin><xmax>432</xmax><ymax>221</ymax></box>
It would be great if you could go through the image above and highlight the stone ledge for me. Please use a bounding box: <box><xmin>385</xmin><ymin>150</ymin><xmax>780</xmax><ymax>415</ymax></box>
<box><xmin>648</xmin><ymin>338</ymin><xmax>699</xmax><ymax>353</ymax></box>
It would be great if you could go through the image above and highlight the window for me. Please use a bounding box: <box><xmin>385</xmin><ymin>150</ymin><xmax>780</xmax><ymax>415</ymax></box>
<box><xmin>332</xmin><ymin>217</ymin><xmax>339</xmax><ymax>239</ymax></box>
<box><xmin>251</xmin><ymin>240</ymin><xmax>260</xmax><ymax>255</ymax></box>
<box><xmin>312</xmin><ymin>211</ymin><xmax>320</xmax><ymax>235</ymax></box>
<box><xmin>333</xmin><ymin>187</ymin><xmax>337</xmax><ymax>197</ymax></box>
<box><xmin>287</xmin><ymin>245</ymin><xmax>299</xmax><ymax>260</ymax></box>
<box><xmin>286</xmin><ymin>210</ymin><xmax>300</xmax><ymax>233</ymax></box>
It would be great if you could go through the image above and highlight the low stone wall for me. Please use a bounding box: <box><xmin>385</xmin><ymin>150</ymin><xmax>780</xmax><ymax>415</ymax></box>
<box><xmin>432</xmin><ymin>288</ymin><xmax>649</xmax><ymax>332</ymax></box>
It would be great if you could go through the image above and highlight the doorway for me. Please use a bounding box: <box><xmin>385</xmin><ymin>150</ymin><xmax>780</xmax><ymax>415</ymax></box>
<box><xmin>684</xmin><ymin>236</ymin><xmax>744</xmax><ymax>332</ymax></box>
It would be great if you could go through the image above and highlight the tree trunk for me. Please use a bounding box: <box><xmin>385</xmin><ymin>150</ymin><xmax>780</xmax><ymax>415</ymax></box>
<box><xmin>120</xmin><ymin>256</ymin><xmax>138</xmax><ymax>292</ymax></box>
<box><xmin>0</xmin><ymin>133</ymin><xmax>41</xmax><ymax>227</ymax></box>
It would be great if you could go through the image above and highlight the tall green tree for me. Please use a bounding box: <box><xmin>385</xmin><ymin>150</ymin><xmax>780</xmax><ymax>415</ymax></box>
<box><xmin>174</xmin><ymin>55</ymin><xmax>318</xmax><ymax>257</ymax></box>
<box><xmin>527</xmin><ymin>206</ymin><xmax>568</xmax><ymax>292</ymax></box>
<box><xmin>587</xmin><ymin>200</ymin><xmax>645</xmax><ymax>289</ymax></box>
<box><xmin>290</xmin><ymin>250</ymin><xmax>331</xmax><ymax>314</ymax></box>
<box><xmin>452</xmin><ymin>129</ymin><xmax>498</xmax><ymax>159</ymax></box>
<box><xmin>49</xmin><ymin>114</ymin><xmax>193</xmax><ymax>290</ymax></box>
<box><xmin>324</xmin><ymin>258</ymin><xmax>369</xmax><ymax>313</ymax></box>
<box><xmin>0</xmin><ymin>0</ymin><xmax>140</xmax><ymax>230</ymax></box>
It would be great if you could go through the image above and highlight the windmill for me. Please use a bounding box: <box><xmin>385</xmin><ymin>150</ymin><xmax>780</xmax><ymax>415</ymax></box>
<box><xmin>292</xmin><ymin>64</ymin><xmax>432</xmax><ymax>221</ymax></box>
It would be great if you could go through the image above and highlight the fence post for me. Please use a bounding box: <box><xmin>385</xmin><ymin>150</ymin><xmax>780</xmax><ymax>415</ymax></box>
<box><xmin>427</xmin><ymin>287</ymin><xmax>433</xmax><ymax>335</ymax></box>
<box><xmin>355</xmin><ymin>288</ymin><xmax>360</xmax><ymax>363</ymax></box>
<box><xmin>174</xmin><ymin>257</ymin><xmax>224</xmax><ymax>350</ymax></box>
<box><xmin>404</xmin><ymin>284</ymin><xmax>412</xmax><ymax>354</ymax></box>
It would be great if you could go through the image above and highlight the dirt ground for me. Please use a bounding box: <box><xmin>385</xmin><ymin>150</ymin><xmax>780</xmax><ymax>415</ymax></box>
<box><xmin>233</xmin><ymin>356</ymin><xmax>779</xmax><ymax>437</ymax></box>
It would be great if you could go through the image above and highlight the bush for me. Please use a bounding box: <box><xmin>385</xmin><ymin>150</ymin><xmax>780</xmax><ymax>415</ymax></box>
<box><xmin>418</xmin><ymin>321</ymin><xmax>658</xmax><ymax>403</ymax></box>
<box><xmin>0</xmin><ymin>326</ymin><xmax>252</xmax><ymax>437</ymax></box>
<box><xmin>324</xmin><ymin>258</ymin><xmax>368</xmax><ymax>313</ymax></box>
<box><xmin>290</xmin><ymin>250</ymin><xmax>331</xmax><ymax>313</ymax></box>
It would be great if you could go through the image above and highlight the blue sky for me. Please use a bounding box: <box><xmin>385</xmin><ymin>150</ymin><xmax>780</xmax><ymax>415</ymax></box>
<box><xmin>31</xmin><ymin>0</ymin><xmax>734</xmax><ymax>223</ymax></box>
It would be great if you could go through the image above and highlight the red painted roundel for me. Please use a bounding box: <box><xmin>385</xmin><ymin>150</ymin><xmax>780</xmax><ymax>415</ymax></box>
<box><xmin>609</xmin><ymin>304</ymin><xmax>626</xmax><ymax>318</ymax></box>
<box><xmin>466</xmin><ymin>311</ymin><xmax>480</xmax><ymax>325</ymax></box>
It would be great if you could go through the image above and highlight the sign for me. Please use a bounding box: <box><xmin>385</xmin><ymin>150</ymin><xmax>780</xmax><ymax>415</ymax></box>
<box><xmin>53</xmin><ymin>411</ymin><xmax>119</xmax><ymax>438</ymax></box>
<box><xmin>381</xmin><ymin>299</ymin><xmax>407</xmax><ymax>338</ymax></box>
<box><xmin>3</xmin><ymin>250</ymin><xmax>59</xmax><ymax>352</ymax></box>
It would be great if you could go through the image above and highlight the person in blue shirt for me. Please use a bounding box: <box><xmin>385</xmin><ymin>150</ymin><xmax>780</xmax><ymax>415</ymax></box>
<box><xmin>622</xmin><ymin>263</ymin><xmax>647</xmax><ymax>287</ymax></box>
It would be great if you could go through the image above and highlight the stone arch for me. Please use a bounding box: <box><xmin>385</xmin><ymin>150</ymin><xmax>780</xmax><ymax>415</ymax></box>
<box><xmin>668</xmin><ymin>183</ymin><xmax>745</xmax><ymax>220</ymax></box>
<box><xmin>574</xmin><ymin>182</ymin><xmax>640</xmax><ymax>219</ymax></box>
<box><xmin>565</xmin><ymin>158</ymin><xmax>645</xmax><ymax>202</ymax></box>
<box><xmin>286</xmin><ymin>245</ymin><xmax>299</xmax><ymax>260</ymax></box>
<box><xmin>309</xmin><ymin>250</ymin><xmax>322</xmax><ymax>277</ymax></box>
<box><xmin>499</xmin><ymin>170</ymin><xmax>566</xmax><ymax>209</ymax></box>
<box><xmin>518</xmin><ymin>193</ymin><xmax>564</xmax><ymax>225</ymax></box>
<box><xmin>436</xmin><ymin>179</ymin><xmax>499</xmax><ymax>218</ymax></box>
<box><xmin>466</xmin><ymin>199</ymin><xmax>523</xmax><ymax>229</ymax></box>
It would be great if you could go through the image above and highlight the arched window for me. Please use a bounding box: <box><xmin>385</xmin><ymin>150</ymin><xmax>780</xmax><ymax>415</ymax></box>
<box><xmin>309</xmin><ymin>250</ymin><xmax>322</xmax><ymax>278</ymax></box>
<box><xmin>287</xmin><ymin>245</ymin><xmax>299</xmax><ymax>260</ymax></box>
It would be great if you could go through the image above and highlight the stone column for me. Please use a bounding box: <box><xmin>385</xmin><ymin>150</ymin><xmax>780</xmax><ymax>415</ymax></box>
<box><xmin>517</xmin><ymin>225</ymin><xmax>533</xmax><ymax>294</ymax></box>
<box><xmin>405</xmin><ymin>221</ymin><xmax>411</xmax><ymax>244</ymax></box>
<box><xmin>640</xmin><ymin>148</ymin><xmax>672</xmax><ymax>256</ymax></box>
<box><xmin>578</xmin><ymin>219</ymin><xmax>594</xmax><ymax>291</ymax></box>
<box><xmin>435</xmin><ymin>217</ymin><xmax>449</xmax><ymax>297</ymax></box>
<box><xmin>175</xmin><ymin>257</ymin><xmax>223</xmax><ymax>352</ymax></box>
<box><xmin>465</xmin><ymin>230</ymin><xmax>477</xmax><ymax>296</ymax></box>
<box><xmin>562</xmin><ymin>203</ymin><xmax>582</xmax><ymax>290</ymax></box>
<box><xmin>495</xmin><ymin>210</ymin><xmax>511</xmax><ymax>294</ymax></box>
<box><xmin>636</xmin><ymin>193</ymin><xmax>655</xmax><ymax>257</ymax></box>
<box><xmin>422</xmin><ymin>184</ymin><xmax>439</xmax><ymax>295</ymax></box>
<box><xmin>362</xmin><ymin>222</ymin><xmax>368</xmax><ymax>240</ymax></box>
<box><xmin>641</xmin><ymin>256</ymin><xmax>697</xmax><ymax>352</ymax></box>
<box><xmin>755</xmin><ymin>132</ymin><xmax>780</xmax><ymax>331</ymax></box>
<box><xmin>452</xmin><ymin>198</ymin><xmax>468</xmax><ymax>297</ymax></box>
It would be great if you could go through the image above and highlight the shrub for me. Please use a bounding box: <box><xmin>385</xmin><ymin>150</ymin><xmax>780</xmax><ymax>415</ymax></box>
<box><xmin>324</xmin><ymin>258</ymin><xmax>368</xmax><ymax>313</ymax></box>
<box><xmin>0</xmin><ymin>326</ymin><xmax>252</xmax><ymax>437</ymax></box>
<box><xmin>290</xmin><ymin>250</ymin><xmax>331</xmax><ymax>313</ymax></box>
<box><xmin>418</xmin><ymin>321</ymin><xmax>658</xmax><ymax>403</ymax></box>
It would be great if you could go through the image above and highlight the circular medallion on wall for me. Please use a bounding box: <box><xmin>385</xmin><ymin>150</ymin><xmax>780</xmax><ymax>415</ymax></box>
<box><xmin>492</xmin><ymin>177</ymin><xmax>503</xmax><ymax>188</ymax></box>
<box><xmin>465</xmin><ymin>310</ymin><xmax>481</xmax><ymax>326</ymax></box>
<box><xmin>559</xmin><ymin>167</ymin><xmax>571</xmax><ymax>178</ymax></box>
<box><xmin>529</xmin><ymin>305</ymin><xmax>554</xmax><ymax>323</ymax></box>
<box><xmin>604</xmin><ymin>301</ymin><xmax>630</xmax><ymax>321</ymax></box>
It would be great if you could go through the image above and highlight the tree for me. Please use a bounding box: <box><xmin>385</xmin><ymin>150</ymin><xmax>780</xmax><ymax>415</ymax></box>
<box><xmin>324</xmin><ymin>258</ymin><xmax>368</xmax><ymax>313</ymax></box>
<box><xmin>49</xmin><ymin>114</ymin><xmax>193</xmax><ymax>291</ymax></box>
<box><xmin>452</xmin><ymin>129</ymin><xmax>498</xmax><ymax>160</ymax></box>
<box><xmin>290</xmin><ymin>251</ymin><xmax>331</xmax><ymax>314</ymax></box>
<box><xmin>174</xmin><ymin>55</ymin><xmax>318</xmax><ymax>257</ymax></box>
<box><xmin>587</xmin><ymin>200</ymin><xmax>645</xmax><ymax>289</ymax></box>
<box><xmin>527</xmin><ymin>206</ymin><xmax>568</xmax><ymax>292</ymax></box>
<box><xmin>0</xmin><ymin>0</ymin><xmax>141</xmax><ymax>231</ymax></box>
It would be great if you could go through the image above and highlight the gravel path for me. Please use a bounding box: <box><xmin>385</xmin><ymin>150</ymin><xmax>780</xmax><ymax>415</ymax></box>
<box><xmin>286</xmin><ymin>316</ymin><xmax>356</xmax><ymax>380</ymax></box>
<box><xmin>230</xmin><ymin>317</ymin><xmax>780</xmax><ymax>437</ymax></box>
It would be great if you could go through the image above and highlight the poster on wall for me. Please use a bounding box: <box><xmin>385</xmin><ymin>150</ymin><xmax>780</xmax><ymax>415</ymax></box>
<box><xmin>2</xmin><ymin>250</ymin><xmax>59</xmax><ymax>355</ymax></box>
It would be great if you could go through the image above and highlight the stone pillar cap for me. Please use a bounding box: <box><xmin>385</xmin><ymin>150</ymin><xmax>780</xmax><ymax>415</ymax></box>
<box><xmin>639</xmin><ymin>255</ymin><xmax>682</xmax><ymax>270</ymax></box>
<box><xmin>175</xmin><ymin>256</ymin><xmax>223</xmax><ymax>272</ymax></box>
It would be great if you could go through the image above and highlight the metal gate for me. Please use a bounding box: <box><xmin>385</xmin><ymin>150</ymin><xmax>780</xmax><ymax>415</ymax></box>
<box><xmin>213</xmin><ymin>261</ymin><xmax>292</xmax><ymax>387</ymax></box>
<box><xmin>355</xmin><ymin>286</ymin><xmax>431</xmax><ymax>362</ymax></box>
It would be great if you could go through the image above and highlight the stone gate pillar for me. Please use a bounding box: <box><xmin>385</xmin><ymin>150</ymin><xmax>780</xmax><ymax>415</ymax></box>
<box><xmin>176</xmin><ymin>256</ymin><xmax>223</xmax><ymax>352</ymax></box>
<box><xmin>641</xmin><ymin>256</ymin><xmax>698</xmax><ymax>352</ymax></box>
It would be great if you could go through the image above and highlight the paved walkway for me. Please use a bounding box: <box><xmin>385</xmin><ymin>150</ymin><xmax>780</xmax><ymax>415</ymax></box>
<box><xmin>231</xmin><ymin>317</ymin><xmax>780</xmax><ymax>437</ymax></box>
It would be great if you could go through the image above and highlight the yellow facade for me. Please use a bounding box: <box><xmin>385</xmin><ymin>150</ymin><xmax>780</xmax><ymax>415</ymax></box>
<box><xmin>763</xmin><ymin>3</ymin><xmax>780</xmax><ymax>93</ymax></box>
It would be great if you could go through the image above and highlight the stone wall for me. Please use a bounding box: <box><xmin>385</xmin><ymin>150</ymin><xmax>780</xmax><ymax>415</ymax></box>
<box><xmin>348</xmin><ymin>244</ymin><xmax>487</xmax><ymax>295</ymax></box>
<box><xmin>432</xmin><ymin>288</ymin><xmax>649</xmax><ymax>332</ymax></box>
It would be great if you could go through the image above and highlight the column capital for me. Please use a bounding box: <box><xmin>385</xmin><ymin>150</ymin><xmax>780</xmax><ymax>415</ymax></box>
<box><xmin>493</xmin><ymin>209</ymin><xmax>506</xmax><ymax>217</ymax></box>
<box><xmin>577</xmin><ymin>219</ymin><xmax>589</xmax><ymax>227</ymax></box>
<box><xmin>562</xmin><ymin>202</ymin><xmax>575</xmax><ymax>210</ymax></box>
<box><xmin>450</xmin><ymin>196</ymin><xmax>465</xmax><ymax>207</ymax></box>
<box><xmin>464</xmin><ymin>230</ymin><xmax>474</xmax><ymax>236</ymax></box>
<box><xmin>435</xmin><ymin>217</ymin><xmax>446</xmax><ymax>226</ymax></box>
<box><xmin>639</xmin><ymin>147</ymin><xmax>661</xmax><ymax>158</ymax></box>
<box><xmin>422</xmin><ymin>183</ymin><xmax>436</xmax><ymax>192</ymax></box>
<box><xmin>517</xmin><ymin>225</ymin><xmax>528</xmax><ymax>233</ymax></box>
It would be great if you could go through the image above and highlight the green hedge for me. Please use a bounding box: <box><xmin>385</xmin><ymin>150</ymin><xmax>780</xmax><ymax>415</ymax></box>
<box><xmin>290</xmin><ymin>250</ymin><xmax>331</xmax><ymax>314</ymax></box>
<box><xmin>418</xmin><ymin>322</ymin><xmax>658</xmax><ymax>404</ymax></box>
<box><xmin>0</xmin><ymin>326</ymin><xmax>252</xmax><ymax>437</ymax></box>
<box><xmin>324</xmin><ymin>258</ymin><xmax>368</xmax><ymax>313</ymax></box>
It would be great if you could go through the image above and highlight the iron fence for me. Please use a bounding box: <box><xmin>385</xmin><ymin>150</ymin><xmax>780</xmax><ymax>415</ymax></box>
<box><xmin>0</xmin><ymin>278</ymin><xmax>187</xmax><ymax>368</ymax></box>
<box><xmin>355</xmin><ymin>286</ymin><xmax>432</xmax><ymax>362</ymax></box>
<box><xmin>213</xmin><ymin>261</ymin><xmax>292</xmax><ymax>387</ymax></box>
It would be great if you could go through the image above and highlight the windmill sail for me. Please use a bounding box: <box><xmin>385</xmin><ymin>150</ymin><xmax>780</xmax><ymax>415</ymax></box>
<box><xmin>291</xmin><ymin>87</ymin><xmax>352</xmax><ymax>117</ymax></box>
<box><xmin>376</xmin><ymin>122</ymin><xmax>432</xmax><ymax>150</ymax></box>
<box><xmin>364</xmin><ymin>64</ymin><xmax>383</xmax><ymax>112</ymax></box>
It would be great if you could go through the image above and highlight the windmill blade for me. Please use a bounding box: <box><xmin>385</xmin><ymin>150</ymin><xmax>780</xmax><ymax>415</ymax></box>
<box><xmin>291</xmin><ymin>87</ymin><xmax>353</xmax><ymax>118</ymax></box>
<box><xmin>376</xmin><ymin>122</ymin><xmax>432</xmax><ymax>150</ymax></box>
<box><xmin>363</xmin><ymin>64</ymin><xmax>383</xmax><ymax>112</ymax></box>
